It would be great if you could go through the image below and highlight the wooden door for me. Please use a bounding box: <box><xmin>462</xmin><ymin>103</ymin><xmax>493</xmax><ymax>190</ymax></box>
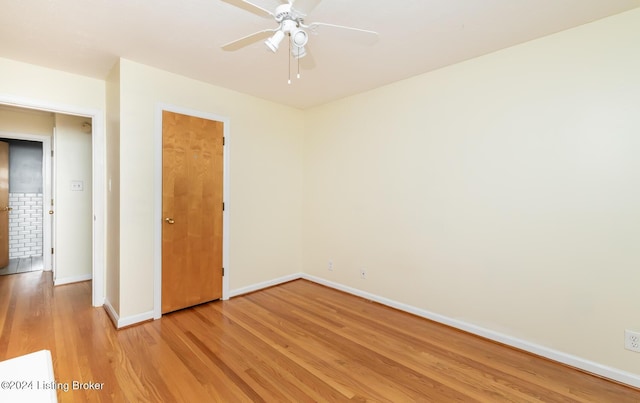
<box><xmin>0</xmin><ymin>141</ymin><xmax>8</xmax><ymax>268</ymax></box>
<box><xmin>161</xmin><ymin>111</ymin><xmax>224</xmax><ymax>314</ymax></box>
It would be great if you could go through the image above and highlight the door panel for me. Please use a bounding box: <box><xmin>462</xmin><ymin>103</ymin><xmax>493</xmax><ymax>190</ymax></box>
<box><xmin>0</xmin><ymin>141</ymin><xmax>8</xmax><ymax>268</ymax></box>
<box><xmin>162</xmin><ymin>111</ymin><xmax>223</xmax><ymax>314</ymax></box>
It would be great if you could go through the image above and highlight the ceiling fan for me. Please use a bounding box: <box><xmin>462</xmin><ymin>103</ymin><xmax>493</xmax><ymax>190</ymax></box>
<box><xmin>221</xmin><ymin>0</ymin><xmax>378</xmax><ymax>81</ymax></box>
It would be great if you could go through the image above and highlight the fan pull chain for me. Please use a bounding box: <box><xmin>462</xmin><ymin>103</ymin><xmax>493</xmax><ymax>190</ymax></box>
<box><xmin>288</xmin><ymin>35</ymin><xmax>292</xmax><ymax>84</ymax></box>
<box><xmin>297</xmin><ymin>46</ymin><xmax>301</xmax><ymax>79</ymax></box>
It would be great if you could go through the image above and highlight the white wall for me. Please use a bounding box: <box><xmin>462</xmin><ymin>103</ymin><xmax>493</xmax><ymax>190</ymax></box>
<box><xmin>117</xmin><ymin>59</ymin><xmax>304</xmax><ymax>318</ymax></box>
<box><xmin>303</xmin><ymin>9</ymin><xmax>640</xmax><ymax>376</ymax></box>
<box><xmin>54</xmin><ymin>114</ymin><xmax>92</xmax><ymax>283</ymax></box>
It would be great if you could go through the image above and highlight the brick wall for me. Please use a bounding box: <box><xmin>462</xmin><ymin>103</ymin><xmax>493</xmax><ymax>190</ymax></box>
<box><xmin>8</xmin><ymin>193</ymin><xmax>43</xmax><ymax>258</ymax></box>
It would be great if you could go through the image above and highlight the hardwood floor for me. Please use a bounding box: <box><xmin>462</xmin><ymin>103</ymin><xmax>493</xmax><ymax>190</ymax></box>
<box><xmin>0</xmin><ymin>272</ymin><xmax>639</xmax><ymax>402</ymax></box>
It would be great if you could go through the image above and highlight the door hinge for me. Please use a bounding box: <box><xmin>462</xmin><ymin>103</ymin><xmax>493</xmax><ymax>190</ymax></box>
<box><xmin>51</xmin><ymin>199</ymin><xmax>54</xmax><ymax>206</ymax></box>
<box><xmin>222</xmin><ymin>202</ymin><xmax>225</xmax><ymax>211</ymax></box>
<box><xmin>51</xmin><ymin>248</ymin><xmax>54</xmax><ymax>254</ymax></box>
<box><xmin>223</xmin><ymin>136</ymin><xmax>225</xmax><ymax>146</ymax></box>
<box><xmin>51</xmin><ymin>150</ymin><xmax>54</xmax><ymax>157</ymax></box>
<box><xmin>222</xmin><ymin>267</ymin><xmax>225</xmax><ymax>276</ymax></box>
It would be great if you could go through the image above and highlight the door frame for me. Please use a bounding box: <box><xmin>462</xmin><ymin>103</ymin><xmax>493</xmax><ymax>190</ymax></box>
<box><xmin>0</xmin><ymin>130</ymin><xmax>52</xmax><ymax>273</ymax></box>
<box><xmin>0</xmin><ymin>95</ymin><xmax>106</xmax><ymax>307</ymax></box>
<box><xmin>154</xmin><ymin>103</ymin><xmax>230</xmax><ymax>319</ymax></box>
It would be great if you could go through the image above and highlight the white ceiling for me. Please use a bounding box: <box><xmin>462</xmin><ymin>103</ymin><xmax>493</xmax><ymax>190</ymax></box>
<box><xmin>1</xmin><ymin>0</ymin><xmax>639</xmax><ymax>109</ymax></box>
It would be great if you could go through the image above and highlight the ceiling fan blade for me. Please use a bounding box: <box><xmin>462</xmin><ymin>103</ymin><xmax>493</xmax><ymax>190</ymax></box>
<box><xmin>291</xmin><ymin>0</ymin><xmax>323</xmax><ymax>17</ymax></box>
<box><xmin>221</xmin><ymin>29</ymin><xmax>276</xmax><ymax>51</ymax></box>
<box><xmin>305</xmin><ymin>22</ymin><xmax>379</xmax><ymax>45</ymax></box>
<box><xmin>220</xmin><ymin>0</ymin><xmax>275</xmax><ymax>18</ymax></box>
<box><xmin>306</xmin><ymin>22</ymin><xmax>378</xmax><ymax>37</ymax></box>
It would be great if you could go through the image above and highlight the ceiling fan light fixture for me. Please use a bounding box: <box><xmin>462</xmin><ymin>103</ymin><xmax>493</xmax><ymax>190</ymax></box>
<box><xmin>290</xmin><ymin>28</ymin><xmax>308</xmax><ymax>47</ymax></box>
<box><xmin>265</xmin><ymin>30</ymin><xmax>285</xmax><ymax>52</ymax></box>
<box><xmin>291</xmin><ymin>44</ymin><xmax>307</xmax><ymax>59</ymax></box>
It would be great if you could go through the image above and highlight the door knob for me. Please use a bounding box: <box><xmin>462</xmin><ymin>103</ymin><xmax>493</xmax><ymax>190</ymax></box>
<box><xmin>49</xmin><ymin>210</ymin><xmax>54</xmax><ymax>215</ymax></box>
<box><xmin>165</xmin><ymin>218</ymin><xmax>175</xmax><ymax>224</ymax></box>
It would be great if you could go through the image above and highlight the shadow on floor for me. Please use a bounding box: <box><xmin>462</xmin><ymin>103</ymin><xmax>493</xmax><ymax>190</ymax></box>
<box><xmin>0</xmin><ymin>256</ymin><xmax>44</xmax><ymax>276</ymax></box>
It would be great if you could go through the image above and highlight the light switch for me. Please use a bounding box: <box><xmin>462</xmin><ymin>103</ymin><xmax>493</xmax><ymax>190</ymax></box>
<box><xmin>71</xmin><ymin>180</ymin><xmax>83</xmax><ymax>191</ymax></box>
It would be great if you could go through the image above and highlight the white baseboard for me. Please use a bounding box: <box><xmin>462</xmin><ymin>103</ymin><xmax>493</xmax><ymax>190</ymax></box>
<box><xmin>54</xmin><ymin>273</ymin><xmax>92</xmax><ymax>286</ymax></box>
<box><xmin>102</xmin><ymin>270</ymin><xmax>640</xmax><ymax>388</ymax></box>
<box><xmin>103</xmin><ymin>298</ymin><xmax>119</xmax><ymax>328</ymax></box>
<box><xmin>103</xmin><ymin>298</ymin><xmax>154</xmax><ymax>329</ymax></box>
<box><xmin>301</xmin><ymin>274</ymin><xmax>640</xmax><ymax>389</ymax></box>
<box><xmin>228</xmin><ymin>273</ymin><xmax>303</xmax><ymax>298</ymax></box>
<box><xmin>117</xmin><ymin>310</ymin><xmax>154</xmax><ymax>328</ymax></box>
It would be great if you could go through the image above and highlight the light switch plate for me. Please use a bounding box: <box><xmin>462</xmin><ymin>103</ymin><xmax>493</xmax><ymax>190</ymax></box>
<box><xmin>71</xmin><ymin>180</ymin><xmax>83</xmax><ymax>191</ymax></box>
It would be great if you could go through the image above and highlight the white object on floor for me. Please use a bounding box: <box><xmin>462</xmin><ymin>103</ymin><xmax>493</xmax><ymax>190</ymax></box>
<box><xmin>0</xmin><ymin>350</ymin><xmax>57</xmax><ymax>402</ymax></box>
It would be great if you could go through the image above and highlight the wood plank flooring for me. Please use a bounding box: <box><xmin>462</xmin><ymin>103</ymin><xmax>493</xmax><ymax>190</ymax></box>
<box><xmin>0</xmin><ymin>271</ymin><xmax>639</xmax><ymax>402</ymax></box>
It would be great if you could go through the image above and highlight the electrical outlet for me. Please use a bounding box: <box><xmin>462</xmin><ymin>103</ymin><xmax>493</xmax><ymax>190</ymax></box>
<box><xmin>625</xmin><ymin>329</ymin><xmax>640</xmax><ymax>352</ymax></box>
<box><xmin>328</xmin><ymin>260</ymin><xmax>333</xmax><ymax>271</ymax></box>
<box><xmin>360</xmin><ymin>269</ymin><xmax>366</xmax><ymax>279</ymax></box>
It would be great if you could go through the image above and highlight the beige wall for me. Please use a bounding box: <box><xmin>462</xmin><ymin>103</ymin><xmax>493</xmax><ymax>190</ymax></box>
<box><xmin>54</xmin><ymin>114</ymin><xmax>93</xmax><ymax>282</ymax></box>
<box><xmin>117</xmin><ymin>59</ymin><xmax>305</xmax><ymax>317</ymax></box>
<box><xmin>303</xmin><ymin>9</ymin><xmax>640</xmax><ymax>375</ymax></box>
<box><xmin>1</xmin><ymin>8</ymin><xmax>639</xmax><ymax>381</ymax></box>
<box><xmin>0</xmin><ymin>107</ymin><xmax>54</xmax><ymax>136</ymax></box>
<box><xmin>0</xmin><ymin>57</ymin><xmax>105</xmax><ymax>110</ymax></box>
<box><xmin>105</xmin><ymin>62</ymin><xmax>121</xmax><ymax>313</ymax></box>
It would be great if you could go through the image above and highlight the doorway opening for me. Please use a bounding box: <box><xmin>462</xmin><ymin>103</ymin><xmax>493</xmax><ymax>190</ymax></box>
<box><xmin>0</xmin><ymin>138</ymin><xmax>46</xmax><ymax>276</ymax></box>
<box><xmin>0</xmin><ymin>97</ymin><xmax>104</xmax><ymax>307</ymax></box>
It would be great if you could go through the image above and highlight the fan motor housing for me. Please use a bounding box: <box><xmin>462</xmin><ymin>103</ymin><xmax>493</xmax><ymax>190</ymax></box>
<box><xmin>274</xmin><ymin>4</ymin><xmax>292</xmax><ymax>22</ymax></box>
